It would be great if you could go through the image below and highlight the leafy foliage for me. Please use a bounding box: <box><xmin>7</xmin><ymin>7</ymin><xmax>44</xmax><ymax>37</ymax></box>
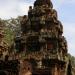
<box><xmin>68</xmin><ymin>53</ymin><xmax>75</xmax><ymax>67</ymax></box>
<box><xmin>0</xmin><ymin>17</ymin><xmax>22</xmax><ymax>46</ymax></box>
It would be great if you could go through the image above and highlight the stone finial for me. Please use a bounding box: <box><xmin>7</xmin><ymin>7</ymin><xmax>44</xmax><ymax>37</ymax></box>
<box><xmin>34</xmin><ymin>0</ymin><xmax>53</xmax><ymax>8</ymax></box>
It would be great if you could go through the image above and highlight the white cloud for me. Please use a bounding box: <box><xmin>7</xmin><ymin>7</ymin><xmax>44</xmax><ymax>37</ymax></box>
<box><xmin>53</xmin><ymin>0</ymin><xmax>75</xmax><ymax>4</ymax></box>
<box><xmin>18</xmin><ymin>3</ymin><xmax>32</xmax><ymax>15</ymax></box>
<box><xmin>0</xmin><ymin>0</ymin><xmax>33</xmax><ymax>19</ymax></box>
<box><xmin>52</xmin><ymin>0</ymin><xmax>75</xmax><ymax>9</ymax></box>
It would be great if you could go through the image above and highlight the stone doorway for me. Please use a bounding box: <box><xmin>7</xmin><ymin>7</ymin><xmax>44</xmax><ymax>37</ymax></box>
<box><xmin>32</xmin><ymin>70</ymin><xmax>51</xmax><ymax>75</ymax></box>
<box><xmin>0</xmin><ymin>71</ymin><xmax>8</xmax><ymax>75</ymax></box>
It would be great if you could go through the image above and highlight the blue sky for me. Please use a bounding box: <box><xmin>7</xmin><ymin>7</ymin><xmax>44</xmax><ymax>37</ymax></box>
<box><xmin>0</xmin><ymin>0</ymin><xmax>75</xmax><ymax>56</ymax></box>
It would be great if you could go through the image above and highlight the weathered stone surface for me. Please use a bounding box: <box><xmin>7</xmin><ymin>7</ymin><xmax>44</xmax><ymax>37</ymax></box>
<box><xmin>14</xmin><ymin>0</ymin><xmax>73</xmax><ymax>75</ymax></box>
<box><xmin>34</xmin><ymin>0</ymin><xmax>53</xmax><ymax>8</ymax></box>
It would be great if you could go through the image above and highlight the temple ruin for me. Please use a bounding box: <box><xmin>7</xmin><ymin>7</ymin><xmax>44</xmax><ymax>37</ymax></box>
<box><xmin>0</xmin><ymin>0</ymin><xmax>74</xmax><ymax>75</ymax></box>
<box><xmin>15</xmin><ymin>0</ymin><xmax>72</xmax><ymax>75</ymax></box>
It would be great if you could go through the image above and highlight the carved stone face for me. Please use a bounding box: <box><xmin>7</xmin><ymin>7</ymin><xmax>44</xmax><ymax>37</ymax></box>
<box><xmin>26</xmin><ymin>36</ymin><xmax>41</xmax><ymax>52</ymax></box>
<box><xmin>46</xmin><ymin>38</ymin><xmax>58</xmax><ymax>52</ymax></box>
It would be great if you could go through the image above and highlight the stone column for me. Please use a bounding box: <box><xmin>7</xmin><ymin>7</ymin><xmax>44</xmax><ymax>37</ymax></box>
<box><xmin>51</xmin><ymin>64</ymin><xmax>59</xmax><ymax>75</ymax></box>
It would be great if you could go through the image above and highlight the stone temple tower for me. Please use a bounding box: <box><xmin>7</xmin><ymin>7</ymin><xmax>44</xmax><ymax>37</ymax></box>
<box><xmin>15</xmin><ymin>0</ymin><xmax>70</xmax><ymax>75</ymax></box>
